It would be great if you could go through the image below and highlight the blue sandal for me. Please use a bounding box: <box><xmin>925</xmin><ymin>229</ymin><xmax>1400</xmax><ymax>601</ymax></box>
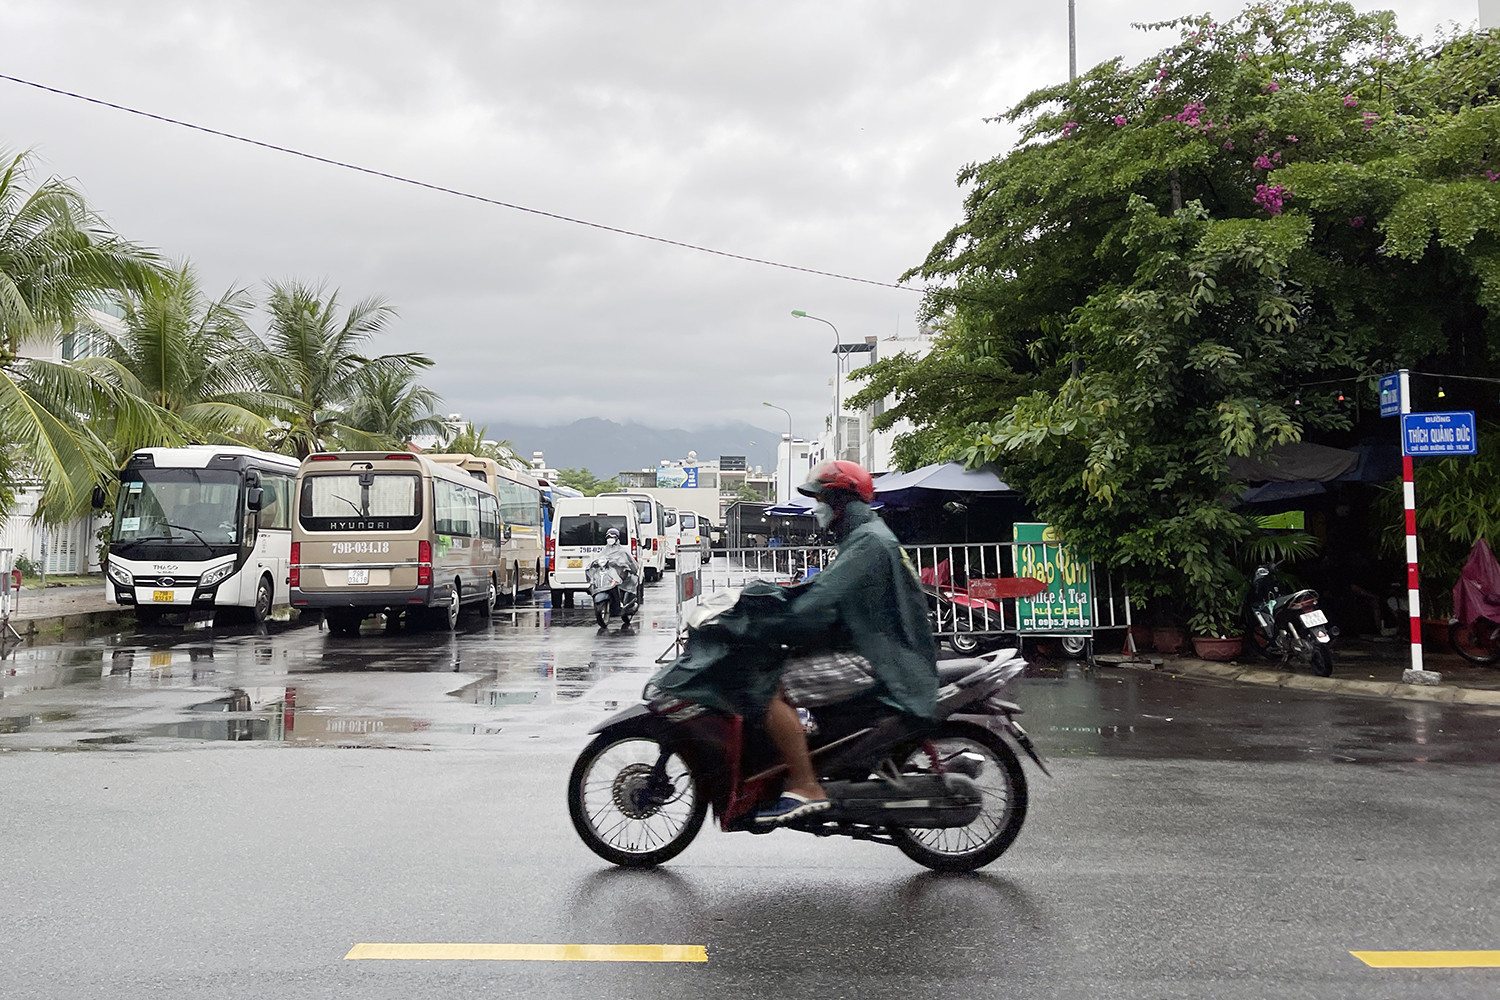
<box><xmin>754</xmin><ymin>791</ymin><xmax>832</xmax><ymax>825</ymax></box>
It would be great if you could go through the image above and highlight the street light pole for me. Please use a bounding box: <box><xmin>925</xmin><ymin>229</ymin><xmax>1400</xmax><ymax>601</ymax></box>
<box><xmin>791</xmin><ymin>310</ymin><xmax>843</xmax><ymax>461</ymax></box>
<box><xmin>762</xmin><ymin>402</ymin><xmax>793</xmax><ymax>503</ymax></box>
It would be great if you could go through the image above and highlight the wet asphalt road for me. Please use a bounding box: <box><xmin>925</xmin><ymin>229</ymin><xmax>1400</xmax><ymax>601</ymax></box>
<box><xmin>3</xmin><ymin>575</ymin><xmax>1500</xmax><ymax>999</ymax></box>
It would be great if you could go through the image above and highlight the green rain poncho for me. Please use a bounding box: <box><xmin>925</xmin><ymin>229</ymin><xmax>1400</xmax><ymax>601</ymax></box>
<box><xmin>647</xmin><ymin>502</ymin><xmax>939</xmax><ymax>721</ymax></box>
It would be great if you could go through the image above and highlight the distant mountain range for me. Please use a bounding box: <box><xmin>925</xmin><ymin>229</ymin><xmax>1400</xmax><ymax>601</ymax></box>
<box><xmin>470</xmin><ymin>418</ymin><xmax>779</xmax><ymax>478</ymax></box>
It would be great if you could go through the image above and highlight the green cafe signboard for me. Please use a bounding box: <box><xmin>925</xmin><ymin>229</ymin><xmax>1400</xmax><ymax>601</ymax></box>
<box><xmin>1012</xmin><ymin>522</ymin><xmax>1094</xmax><ymax>633</ymax></box>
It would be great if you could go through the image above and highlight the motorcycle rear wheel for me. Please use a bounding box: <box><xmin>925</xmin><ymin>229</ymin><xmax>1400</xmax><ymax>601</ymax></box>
<box><xmin>568</xmin><ymin>732</ymin><xmax>706</xmax><ymax>868</ymax></box>
<box><xmin>1451</xmin><ymin>619</ymin><xmax>1500</xmax><ymax>665</ymax></box>
<box><xmin>1309</xmin><ymin>645</ymin><xmax>1333</xmax><ymax>677</ymax></box>
<box><xmin>889</xmin><ymin>722</ymin><xmax>1027</xmax><ymax>873</ymax></box>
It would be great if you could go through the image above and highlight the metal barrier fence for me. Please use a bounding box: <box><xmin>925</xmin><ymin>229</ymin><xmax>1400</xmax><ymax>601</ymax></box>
<box><xmin>699</xmin><ymin>544</ymin><xmax>1133</xmax><ymax>652</ymax></box>
<box><xmin>1</xmin><ymin>547</ymin><xmax>20</xmax><ymax>643</ymax></box>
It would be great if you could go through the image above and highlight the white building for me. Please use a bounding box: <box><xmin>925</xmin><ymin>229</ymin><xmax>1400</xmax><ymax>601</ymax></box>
<box><xmin>800</xmin><ymin>326</ymin><xmax>937</xmax><ymax>479</ymax></box>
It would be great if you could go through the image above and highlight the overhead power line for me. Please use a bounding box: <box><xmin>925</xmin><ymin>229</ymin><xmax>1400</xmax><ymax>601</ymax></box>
<box><xmin>1</xmin><ymin>72</ymin><xmax>928</xmax><ymax>295</ymax></box>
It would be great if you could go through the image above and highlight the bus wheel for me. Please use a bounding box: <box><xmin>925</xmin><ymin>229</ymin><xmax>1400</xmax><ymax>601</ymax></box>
<box><xmin>252</xmin><ymin>576</ymin><xmax>273</xmax><ymax>624</ymax></box>
<box><xmin>439</xmin><ymin>587</ymin><xmax>461</xmax><ymax>630</ymax></box>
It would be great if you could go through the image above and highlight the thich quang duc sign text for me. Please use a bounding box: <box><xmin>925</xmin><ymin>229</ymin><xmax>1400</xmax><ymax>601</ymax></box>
<box><xmin>1400</xmin><ymin>411</ymin><xmax>1478</xmax><ymax>456</ymax></box>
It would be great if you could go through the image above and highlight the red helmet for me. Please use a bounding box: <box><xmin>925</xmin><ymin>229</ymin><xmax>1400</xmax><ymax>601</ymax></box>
<box><xmin>798</xmin><ymin>460</ymin><xmax>875</xmax><ymax>503</ymax></box>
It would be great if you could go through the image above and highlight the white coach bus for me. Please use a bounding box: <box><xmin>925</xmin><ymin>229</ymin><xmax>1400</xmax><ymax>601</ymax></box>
<box><xmin>103</xmin><ymin>446</ymin><xmax>300</xmax><ymax>625</ymax></box>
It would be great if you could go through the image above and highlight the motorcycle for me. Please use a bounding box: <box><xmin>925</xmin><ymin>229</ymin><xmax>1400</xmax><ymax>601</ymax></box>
<box><xmin>566</xmin><ymin>646</ymin><xmax>1046</xmax><ymax>873</ymax></box>
<box><xmin>1247</xmin><ymin>563</ymin><xmax>1335</xmax><ymax>676</ymax></box>
<box><xmin>922</xmin><ymin>583</ymin><xmax>1009</xmax><ymax>655</ymax></box>
<box><xmin>585</xmin><ymin>558</ymin><xmax>641</xmax><ymax>629</ymax></box>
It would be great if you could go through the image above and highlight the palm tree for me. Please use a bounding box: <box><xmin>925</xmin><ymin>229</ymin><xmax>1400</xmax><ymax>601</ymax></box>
<box><xmin>440</xmin><ymin>423</ymin><xmax>527</xmax><ymax>470</ymax></box>
<box><xmin>0</xmin><ymin>149</ymin><xmax>168</xmax><ymax>519</ymax></box>
<box><xmin>76</xmin><ymin>263</ymin><xmax>277</xmax><ymax>449</ymax></box>
<box><xmin>341</xmin><ymin>364</ymin><xmax>446</xmax><ymax>449</ymax></box>
<box><xmin>253</xmin><ymin>280</ymin><xmax>433</xmax><ymax>458</ymax></box>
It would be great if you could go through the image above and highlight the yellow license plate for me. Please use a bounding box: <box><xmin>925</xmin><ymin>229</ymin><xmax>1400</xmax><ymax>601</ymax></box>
<box><xmin>151</xmin><ymin>590</ymin><xmax>175</xmax><ymax>603</ymax></box>
<box><xmin>567</xmin><ymin>558</ymin><xmax>582</xmax><ymax>568</ymax></box>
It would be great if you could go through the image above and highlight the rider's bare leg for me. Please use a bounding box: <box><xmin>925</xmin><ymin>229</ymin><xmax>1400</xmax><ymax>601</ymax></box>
<box><xmin>764</xmin><ymin>693</ymin><xmax>826</xmax><ymax>800</ymax></box>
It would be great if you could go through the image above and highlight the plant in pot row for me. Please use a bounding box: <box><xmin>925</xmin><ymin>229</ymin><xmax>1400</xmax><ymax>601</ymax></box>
<box><xmin>1187</xmin><ymin>591</ymin><xmax>1245</xmax><ymax>661</ymax></box>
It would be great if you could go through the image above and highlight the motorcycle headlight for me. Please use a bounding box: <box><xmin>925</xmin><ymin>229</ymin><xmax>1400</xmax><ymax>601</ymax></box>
<box><xmin>199</xmin><ymin>562</ymin><xmax>235</xmax><ymax>587</ymax></box>
<box><xmin>106</xmin><ymin>562</ymin><xmax>133</xmax><ymax>587</ymax></box>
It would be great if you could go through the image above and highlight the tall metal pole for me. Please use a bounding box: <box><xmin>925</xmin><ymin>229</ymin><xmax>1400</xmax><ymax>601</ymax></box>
<box><xmin>791</xmin><ymin>311</ymin><xmax>843</xmax><ymax>462</ymax></box>
<box><xmin>1068</xmin><ymin>1</ymin><xmax>1081</xmax><ymax>380</ymax></box>
<box><xmin>1068</xmin><ymin>0</ymin><xmax>1076</xmax><ymax>81</ymax></box>
<box><xmin>762</xmin><ymin>402</ymin><xmax>793</xmax><ymax>503</ymax></box>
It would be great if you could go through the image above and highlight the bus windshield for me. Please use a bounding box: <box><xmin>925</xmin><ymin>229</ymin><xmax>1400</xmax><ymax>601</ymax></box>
<box><xmin>113</xmin><ymin>469</ymin><xmax>242</xmax><ymax>549</ymax></box>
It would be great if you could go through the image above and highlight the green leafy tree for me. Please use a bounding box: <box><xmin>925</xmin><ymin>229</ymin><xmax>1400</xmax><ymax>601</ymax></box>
<box><xmin>76</xmin><ymin>263</ymin><xmax>274</xmax><ymax>449</ymax></box>
<box><xmin>853</xmin><ymin>4</ymin><xmax>1498</xmax><ymax>620</ymax></box>
<box><xmin>0</xmin><ymin>149</ymin><xmax>168</xmax><ymax>519</ymax></box>
<box><xmin>253</xmin><ymin>280</ymin><xmax>432</xmax><ymax>458</ymax></box>
<box><xmin>556</xmin><ymin>467</ymin><xmax>620</xmax><ymax>496</ymax></box>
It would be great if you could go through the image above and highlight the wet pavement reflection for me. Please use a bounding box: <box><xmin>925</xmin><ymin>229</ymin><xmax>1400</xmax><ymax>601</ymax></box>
<box><xmin>2</xmin><ymin>575</ymin><xmax>1498</xmax><ymax>764</ymax></box>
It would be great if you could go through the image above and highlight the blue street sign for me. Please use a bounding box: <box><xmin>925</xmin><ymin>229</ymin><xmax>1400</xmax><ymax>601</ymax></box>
<box><xmin>1401</xmin><ymin>411</ymin><xmax>1478</xmax><ymax>456</ymax></box>
<box><xmin>1379</xmin><ymin>373</ymin><xmax>1401</xmax><ymax>418</ymax></box>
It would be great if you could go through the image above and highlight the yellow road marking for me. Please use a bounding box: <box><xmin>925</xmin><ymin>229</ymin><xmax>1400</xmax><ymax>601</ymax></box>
<box><xmin>345</xmin><ymin>943</ymin><xmax>707</xmax><ymax>963</ymax></box>
<box><xmin>1351</xmin><ymin>950</ymin><xmax>1500</xmax><ymax>969</ymax></box>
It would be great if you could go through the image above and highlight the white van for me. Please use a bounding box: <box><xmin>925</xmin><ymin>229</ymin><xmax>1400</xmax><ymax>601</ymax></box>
<box><xmin>663</xmin><ymin>507</ymin><xmax>682</xmax><ymax>568</ymax></box>
<box><xmin>598</xmin><ymin>492</ymin><xmax>668</xmax><ymax>583</ymax></box>
<box><xmin>676</xmin><ymin>509</ymin><xmax>711</xmax><ymax>561</ymax></box>
<box><xmin>548</xmin><ymin>496</ymin><xmax>643</xmax><ymax>603</ymax></box>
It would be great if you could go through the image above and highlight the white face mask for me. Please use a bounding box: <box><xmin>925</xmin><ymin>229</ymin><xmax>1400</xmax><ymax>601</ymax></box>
<box><xmin>813</xmin><ymin>501</ymin><xmax>834</xmax><ymax>529</ymax></box>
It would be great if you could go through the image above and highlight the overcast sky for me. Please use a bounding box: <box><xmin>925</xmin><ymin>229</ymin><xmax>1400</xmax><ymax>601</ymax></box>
<box><xmin>2</xmin><ymin>0</ymin><xmax>1475</xmax><ymax>439</ymax></box>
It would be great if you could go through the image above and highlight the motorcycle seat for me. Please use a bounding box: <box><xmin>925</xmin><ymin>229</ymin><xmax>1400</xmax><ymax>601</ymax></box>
<box><xmin>937</xmin><ymin>657</ymin><xmax>990</xmax><ymax>684</ymax></box>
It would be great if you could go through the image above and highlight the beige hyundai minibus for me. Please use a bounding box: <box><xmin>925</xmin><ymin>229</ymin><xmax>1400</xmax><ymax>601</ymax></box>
<box><xmin>427</xmin><ymin>454</ymin><xmax>545</xmax><ymax>604</ymax></box>
<box><xmin>290</xmin><ymin>451</ymin><xmax>504</xmax><ymax>634</ymax></box>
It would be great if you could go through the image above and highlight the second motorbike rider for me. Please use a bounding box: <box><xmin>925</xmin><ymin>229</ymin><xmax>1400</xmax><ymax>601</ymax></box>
<box><xmin>649</xmin><ymin>460</ymin><xmax>939</xmax><ymax>825</ymax></box>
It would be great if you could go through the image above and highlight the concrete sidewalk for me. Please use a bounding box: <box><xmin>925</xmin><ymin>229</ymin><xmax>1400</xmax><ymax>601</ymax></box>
<box><xmin>5</xmin><ymin>585</ymin><xmax>1498</xmax><ymax>708</ymax></box>
<box><xmin>1099</xmin><ymin>636</ymin><xmax>1500</xmax><ymax>706</ymax></box>
<box><xmin>1</xmin><ymin>582</ymin><xmax>133</xmax><ymax>637</ymax></box>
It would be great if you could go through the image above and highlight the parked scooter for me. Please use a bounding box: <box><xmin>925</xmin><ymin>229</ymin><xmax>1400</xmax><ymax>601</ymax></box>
<box><xmin>567</xmin><ymin>644</ymin><xmax>1046</xmax><ymax>873</ymax></box>
<box><xmin>585</xmin><ymin>558</ymin><xmax>641</xmax><ymax>630</ymax></box>
<box><xmin>1247</xmin><ymin>563</ymin><xmax>1335</xmax><ymax>676</ymax></box>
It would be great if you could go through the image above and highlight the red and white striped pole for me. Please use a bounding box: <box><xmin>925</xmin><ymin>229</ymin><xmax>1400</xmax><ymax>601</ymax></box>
<box><xmin>1399</xmin><ymin>368</ymin><xmax>1424</xmax><ymax>674</ymax></box>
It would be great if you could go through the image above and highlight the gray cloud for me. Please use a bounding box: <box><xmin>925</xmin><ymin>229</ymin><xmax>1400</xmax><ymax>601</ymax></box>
<box><xmin>1</xmin><ymin>0</ymin><xmax>1471</xmax><ymax>446</ymax></box>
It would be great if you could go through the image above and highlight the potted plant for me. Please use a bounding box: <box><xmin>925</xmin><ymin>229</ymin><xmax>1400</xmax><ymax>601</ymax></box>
<box><xmin>1188</xmin><ymin>592</ymin><xmax>1245</xmax><ymax>661</ymax></box>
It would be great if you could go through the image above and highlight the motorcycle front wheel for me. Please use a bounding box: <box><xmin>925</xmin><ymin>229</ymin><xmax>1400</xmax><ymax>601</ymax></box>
<box><xmin>889</xmin><ymin>722</ymin><xmax>1028</xmax><ymax>873</ymax></box>
<box><xmin>568</xmin><ymin>731</ymin><xmax>706</xmax><ymax>868</ymax></box>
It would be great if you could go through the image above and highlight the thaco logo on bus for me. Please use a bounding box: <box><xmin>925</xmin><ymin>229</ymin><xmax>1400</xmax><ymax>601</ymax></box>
<box><xmin>331</xmin><ymin>541</ymin><xmax>391</xmax><ymax>555</ymax></box>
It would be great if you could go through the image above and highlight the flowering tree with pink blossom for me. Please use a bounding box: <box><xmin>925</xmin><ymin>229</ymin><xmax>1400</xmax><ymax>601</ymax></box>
<box><xmin>849</xmin><ymin>2</ymin><xmax>1500</xmax><ymax>622</ymax></box>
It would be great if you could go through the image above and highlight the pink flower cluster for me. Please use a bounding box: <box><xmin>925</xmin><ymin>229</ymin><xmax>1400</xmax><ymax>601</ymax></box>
<box><xmin>1176</xmin><ymin>101</ymin><xmax>1205</xmax><ymax>125</ymax></box>
<box><xmin>1487</xmin><ymin>170</ymin><xmax>1500</xmax><ymax>182</ymax></box>
<box><xmin>1349</xmin><ymin>216</ymin><xmax>1365</xmax><ymax>228</ymax></box>
<box><xmin>1254</xmin><ymin>152</ymin><xmax>1282</xmax><ymax>170</ymax></box>
<box><xmin>1362</xmin><ymin>111</ymin><xmax>1379</xmax><ymax>130</ymax></box>
<box><xmin>1343</xmin><ymin>94</ymin><xmax>1359</xmax><ymax>108</ymax></box>
<box><xmin>1253</xmin><ymin>184</ymin><xmax>1287</xmax><ymax>216</ymax></box>
<box><xmin>1062</xmin><ymin>121</ymin><xmax>1078</xmax><ymax>138</ymax></box>
<box><xmin>1113</xmin><ymin>115</ymin><xmax>1128</xmax><ymax>127</ymax></box>
<box><xmin>1263</xmin><ymin>80</ymin><xmax>1280</xmax><ymax>93</ymax></box>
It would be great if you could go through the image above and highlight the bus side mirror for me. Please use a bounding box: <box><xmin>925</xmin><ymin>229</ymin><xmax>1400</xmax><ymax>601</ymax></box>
<box><xmin>503</xmin><ymin>524</ymin><xmax>512</xmax><ymax>542</ymax></box>
<box><xmin>246</xmin><ymin>487</ymin><xmax>264</xmax><ymax>512</ymax></box>
<box><xmin>91</xmin><ymin>485</ymin><xmax>107</xmax><ymax>510</ymax></box>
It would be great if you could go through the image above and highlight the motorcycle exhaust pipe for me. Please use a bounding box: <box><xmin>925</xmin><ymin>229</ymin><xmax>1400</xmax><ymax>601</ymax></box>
<box><xmin>822</xmin><ymin>773</ymin><xmax>983</xmax><ymax>829</ymax></box>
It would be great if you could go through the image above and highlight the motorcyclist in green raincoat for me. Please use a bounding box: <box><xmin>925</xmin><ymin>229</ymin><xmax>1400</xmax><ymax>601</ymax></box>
<box><xmin>647</xmin><ymin>460</ymin><xmax>939</xmax><ymax>824</ymax></box>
